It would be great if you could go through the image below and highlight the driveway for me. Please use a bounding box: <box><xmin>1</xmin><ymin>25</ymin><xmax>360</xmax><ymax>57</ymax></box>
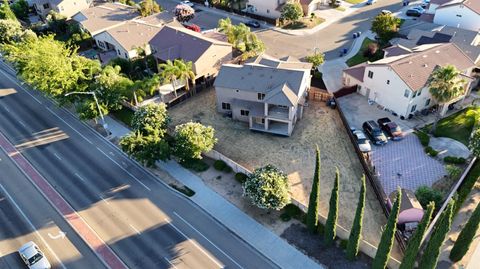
<box><xmin>337</xmin><ymin>93</ymin><xmax>447</xmax><ymax>195</ymax></box>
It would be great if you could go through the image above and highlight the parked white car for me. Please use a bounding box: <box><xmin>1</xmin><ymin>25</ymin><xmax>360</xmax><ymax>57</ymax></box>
<box><xmin>180</xmin><ymin>0</ymin><xmax>194</xmax><ymax>7</ymax></box>
<box><xmin>352</xmin><ymin>129</ymin><xmax>372</xmax><ymax>153</ymax></box>
<box><xmin>18</xmin><ymin>242</ymin><xmax>51</xmax><ymax>269</ymax></box>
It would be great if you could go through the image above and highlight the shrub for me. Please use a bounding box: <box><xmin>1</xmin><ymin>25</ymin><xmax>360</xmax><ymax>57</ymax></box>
<box><xmin>446</xmin><ymin>164</ymin><xmax>462</xmax><ymax>179</ymax></box>
<box><xmin>425</xmin><ymin>146</ymin><xmax>439</xmax><ymax>157</ymax></box>
<box><xmin>284</xmin><ymin>203</ymin><xmax>302</xmax><ymax>219</ymax></box>
<box><xmin>317</xmin><ymin>222</ymin><xmax>325</xmax><ymax>235</ymax></box>
<box><xmin>444</xmin><ymin>156</ymin><xmax>466</xmax><ymax>164</ymax></box>
<box><xmin>415</xmin><ymin>131</ymin><xmax>430</xmax><ymax>146</ymax></box>
<box><xmin>235</xmin><ymin>172</ymin><xmax>248</xmax><ymax>183</ymax></box>
<box><xmin>364</xmin><ymin>42</ymin><xmax>379</xmax><ymax>57</ymax></box>
<box><xmin>280</xmin><ymin>212</ymin><xmax>291</xmax><ymax>222</ymax></box>
<box><xmin>415</xmin><ymin>186</ymin><xmax>444</xmax><ymax>209</ymax></box>
<box><xmin>340</xmin><ymin>239</ymin><xmax>349</xmax><ymax>250</ymax></box>
<box><xmin>223</xmin><ymin>165</ymin><xmax>233</xmax><ymax>173</ymax></box>
<box><xmin>180</xmin><ymin>159</ymin><xmax>210</xmax><ymax>172</ymax></box>
<box><xmin>213</xmin><ymin>160</ymin><xmax>227</xmax><ymax>171</ymax></box>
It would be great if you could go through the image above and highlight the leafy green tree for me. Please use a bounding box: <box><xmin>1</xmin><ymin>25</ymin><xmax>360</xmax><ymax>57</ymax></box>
<box><xmin>174</xmin><ymin>122</ymin><xmax>217</xmax><ymax>162</ymax></box>
<box><xmin>346</xmin><ymin>175</ymin><xmax>366</xmax><ymax>260</ymax></box>
<box><xmin>306</xmin><ymin>146</ymin><xmax>321</xmax><ymax>233</ymax></box>
<box><xmin>469</xmin><ymin>128</ymin><xmax>480</xmax><ymax>157</ymax></box>
<box><xmin>449</xmin><ymin>200</ymin><xmax>480</xmax><ymax>262</ymax></box>
<box><xmin>399</xmin><ymin>202</ymin><xmax>435</xmax><ymax>269</ymax></box>
<box><xmin>118</xmin><ymin>0</ymin><xmax>136</xmax><ymax>6</ymax></box>
<box><xmin>371</xmin><ymin>13</ymin><xmax>401</xmax><ymax>44</ymax></box>
<box><xmin>173</xmin><ymin>59</ymin><xmax>196</xmax><ymax>93</ymax></box>
<box><xmin>418</xmin><ymin>200</ymin><xmax>455</xmax><ymax>269</ymax></box>
<box><xmin>305</xmin><ymin>51</ymin><xmax>325</xmax><ymax>69</ymax></box>
<box><xmin>46</xmin><ymin>11</ymin><xmax>67</xmax><ymax>34</ymax></box>
<box><xmin>120</xmin><ymin>130</ymin><xmax>170</xmax><ymax>167</ymax></box>
<box><xmin>11</xmin><ymin>0</ymin><xmax>28</xmax><ymax>21</ymax></box>
<box><xmin>0</xmin><ymin>0</ymin><xmax>17</xmax><ymax>20</ymax></box>
<box><xmin>131</xmin><ymin>103</ymin><xmax>169</xmax><ymax>136</ymax></box>
<box><xmin>76</xmin><ymin>98</ymin><xmax>108</xmax><ymax>122</ymax></box>
<box><xmin>158</xmin><ymin>60</ymin><xmax>180</xmax><ymax>97</ymax></box>
<box><xmin>324</xmin><ymin>168</ymin><xmax>340</xmax><ymax>246</ymax></box>
<box><xmin>243</xmin><ymin>164</ymin><xmax>291</xmax><ymax>210</ymax></box>
<box><xmin>0</xmin><ymin>19</ymin><xmax>23</xmax><ymax>44</ymax></box>
<box><xmin>428</xmin><ymin>65</ymin><xmax>465</xmax><ymax>133</ymax></box>
<box><xmin>281</xmin><ymin>1</ymin><xmax>303</xmax><ymax>22</ymax></box>
<box><xmin>372</xmin><ymin>187</ymin><xmax>402</xmax><ymax>269</ymax></box>
<box><xmin>138</xmin><ymin>0</ymin><xmax>161</xmax><ymax>17</ymax></box>
<box><xmin>415</xmin><ymin>186</ymin><xmax>443</xmax><ymax>209</ymax></box>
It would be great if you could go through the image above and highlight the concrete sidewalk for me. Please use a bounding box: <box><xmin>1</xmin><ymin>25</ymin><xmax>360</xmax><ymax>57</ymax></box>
<box><xmin>105</xmin><ymin>115</ymin><xmax>324</xmax><ymax>269</ymax></box>
<box><xmin>319</xmin><ymin>30</ymin><xmax>376</xmax><ymax>92</ymax></box>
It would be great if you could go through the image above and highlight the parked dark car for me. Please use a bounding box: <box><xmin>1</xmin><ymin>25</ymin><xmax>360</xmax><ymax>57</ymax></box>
<box><xmin>377</xmin><ymin>117</ymin><xmax>404</xmax><ymax>140</ymax></box>
<box><xmin>406</xmin><ymin>7</ymin><xmax>424</xmax><ymax>17</ymax></box>
<box><xmin>362</xmin><ymin>121</ymin><xmax>388</xmax><ymax>145</ymax></box>
<box><xmin>245</xmin><ymin>20</ymin><xmax>260</xmax><ymax>28</ymax></box>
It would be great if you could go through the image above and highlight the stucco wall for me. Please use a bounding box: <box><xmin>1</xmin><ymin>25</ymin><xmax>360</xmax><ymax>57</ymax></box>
<box><xmin>54</xmin><ymin>0</ymin><xmax>92</xmax><ymax>18</ymax></box>
<box><xmin>246</xmin><ymin>0</ymin><xmax>284</xmax><ymax>18</ymax></box>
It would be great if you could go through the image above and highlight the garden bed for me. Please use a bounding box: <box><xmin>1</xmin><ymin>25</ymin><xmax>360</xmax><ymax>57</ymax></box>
<box><xmin>282</xmin><ymin>17</ymin><xmax>325</xmax><ymax>30</ymax></box>
<box><xmin>346</xmin><ymin>38</ymin><xmax>384</xmax><ymax>67</ymax></box>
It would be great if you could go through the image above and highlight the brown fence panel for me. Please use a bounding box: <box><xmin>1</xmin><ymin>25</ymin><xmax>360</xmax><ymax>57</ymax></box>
<box><xmin>333</xmin><ymin>85</ymin><xmax>357</xmax><ymax>98</ymax></box>
<box><xmin>335</xmin><ymin>97</ymin><xmax>407</xmax><ymax>253</ymax></box>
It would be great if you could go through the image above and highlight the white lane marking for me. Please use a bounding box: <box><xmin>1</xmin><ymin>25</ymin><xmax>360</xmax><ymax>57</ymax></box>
<box><xmin>45</xmin><ymin>107</ymin><xmax>93</xmax><ymax>145</ymax></box>
<box><xmin>54</xmin><ymin>153</ymin><xmax>62</xmax><ymax>160</ymax></box>
<box><xmin>173</xmin><ymin>212</ymin><xmax>243</xmax><ymax>269</ymax></box>
<box><xmin>74</xmin><ymin>173</ymin><xmax>86</xmax><ymax>182</ymax></box>
<box><xmin>167</xmin><ymin>219</ymin><xmax>224</xmax><ymax>269</ymax></box>
<box><xmin>129</xmin><ymin>224</ymin><xmax>141</xmax><ymax>236</ymax></box>
<box><xmin>96</xmin><ymin>146</ymin><xmax>151</xmax><ymax>191</ymax></box>
<box><xmin>0</xmin><ymin>183</ymin><xmax>67</xmax><ymax>269</ymax></box>
<box><xmin>18</xmin><ymin>120</ymin><xmax>26</xmax><ymax>128</ymax></box>
<box><xmin>164</xmin><ymin>257</ymin><xmax>178</xmax><ymax>269</ymax></box>
<box><xmin>4</xmin><ymin>106</ymin><xmax>10</xmax><ymax>112</ymax></box>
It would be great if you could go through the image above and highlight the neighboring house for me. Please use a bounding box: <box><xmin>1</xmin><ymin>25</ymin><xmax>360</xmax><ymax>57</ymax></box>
<box><xmin>73</xmin><ymin>4</ymin><xmax>178</xmax><ymax>60</ymax></box>
<box><xmin>33</xmin><ymin>0</ymin><xmax>92</xmax><ymax>19</ymax></box>
<box><xmin>214</xmin><ymin>54</ymin><xmax>312</xmax><ymax>136</ymax></box>
<box><xmin>387</xmin><ymin>189</ymin><xmax>424</xmax><ymax>236</ymax></box>
<box><xmin>343</xmin><ymin>43</ymin><xmax>476</xmax><ymax>118</ymax></box>
<box><xmin>299</xmin><ymin>0</ymin><xmax>328</xmax><ymax>15</ymax></box>
<box><xmin>149</xmin><ymin>25</ymin><xmax>233</xmax><ymax>79</ymax></box>
<box><xmin>245</xmin><ymin>0</ymin><xmax>286</xmax><ymax>19</ymax></box>
<box><xmin>391</xmin><ymin>25</ymin><xmax>480</xmax><ymax>64</ymax></box>
<box><xmin>427</xmin><ymin>0</ymin><xmax>480</xmax><ymax>32</ymax></box>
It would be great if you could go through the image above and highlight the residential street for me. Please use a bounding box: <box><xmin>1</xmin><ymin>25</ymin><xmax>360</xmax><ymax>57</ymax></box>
<box><xmin>0</xmin><ymin>62</ymin><xmax>279</xmax><ymax>268</ymax></box>
<box><xmin>0</xmin><ymin>149</ymin><xmax>106</xmax><ymax>269</ymax></box>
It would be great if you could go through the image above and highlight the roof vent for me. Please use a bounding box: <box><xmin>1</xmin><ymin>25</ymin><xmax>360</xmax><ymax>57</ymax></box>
<box><xmin>423</xmin><ymin>64</ymin><xmax>428</xmax><ymax>67</ymax></box>
<box><xmin>422</xmin><ymin>55</ymin><xmax>428</xmax><ymax>58</ymax></box>
<box><xmin>435</xmin><ymin>50</ymin><xmax>440</xmax><ymax>53</ymax></box>
<box><xmin>408</xmin><ymin>61</ymin><xmax>413</xmax><ymax>64</ymax></box>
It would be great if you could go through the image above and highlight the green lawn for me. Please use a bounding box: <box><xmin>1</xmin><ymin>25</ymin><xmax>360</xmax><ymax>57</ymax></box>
<box><xmin>346</xmin><ymin>38</ymin><xmax>384</xmax><ymax>67</ymax></box>
<box><xmin>343</xmin><ymin>0</ymin><xmax>365</xmax><ymax>4</ymax></box>
<box><xmin>111</xmin><ymin>107</ymin><xmax>134</xmax><ymax>128</ymax></box>
<box><xmin>433</xmin><ymin>107</ymin><xmax>479</xmax><ymax>145</ymax></box>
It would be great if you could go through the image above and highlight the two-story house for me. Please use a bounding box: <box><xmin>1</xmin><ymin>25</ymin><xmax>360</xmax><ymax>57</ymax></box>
<box><xmin>214</xmin><ymin>55</ymin><xmax>312</xmax><ymax>136</ymax></box>
<box><xmin>343</xmin><ymin>43</ymin><xmax>475</xmax><ymax>118</ymax></box>
<box><xmin>426</xmin><ymin>0</ymin><xmax>480</xmax><ymax>32</ymax></box>
<box><xmin>245</xmin><ymin>0</ymin><xmax>327</xmax><ymax>19</ymax></box>
<box><xmin>33</xmin><ymin>0</ymin><xmax>92</xmax><ymax>19</ymax></box>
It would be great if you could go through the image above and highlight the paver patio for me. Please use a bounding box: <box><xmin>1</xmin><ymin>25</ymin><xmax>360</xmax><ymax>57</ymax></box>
<box><xmin>168</xmin><ymin>88</ymin><xmax>402</xmax><ymax>260</ymax></box>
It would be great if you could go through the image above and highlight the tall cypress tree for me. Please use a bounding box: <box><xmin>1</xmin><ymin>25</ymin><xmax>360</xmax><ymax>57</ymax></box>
<box><xmin>346</xmin><ymin>175</ymin><xmax>366</xmax><ymax>260</ymax></box>
<box><xmin>372</xmin><ymin>187</ymin><xmax>402</xmax><ymax>269</ymax></box>
<box><xmin>418</xmin><ymin>200</ymin><xmax>454</xmax><ymax>269</ymax></box>
<box><xmin>306</xmin><ymin>146</ymin><xmax>321</xmax><ymax>233</ymax></box>
<box><xmin>399</xmin><ymin>201</ymin><xmax>435</xmax><ymax>269</ymax></box>
<box><xmin>449</xmin><ymin>200</ymin><xmax>480</xmax><ymax>262</ymax></box>
<box><xmin>324</xmin><ymin>168</ymin><xmax>340</xmax><ymax>246</ymax></box>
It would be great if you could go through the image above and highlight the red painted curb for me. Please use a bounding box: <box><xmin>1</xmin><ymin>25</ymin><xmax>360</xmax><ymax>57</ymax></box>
<box><xmin>0</xmin><ymin>133</ymin><xmax>127</xmax><ymax>269</ymax></box>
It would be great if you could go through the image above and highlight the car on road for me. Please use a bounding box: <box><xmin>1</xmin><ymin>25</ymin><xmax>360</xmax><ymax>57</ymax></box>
<box><xmin>380</xmin><ymin>9</ymin><xmax>392</xmax><ymax>15</ymax></box>
<box><xmin>352</xmin><ymin>128</ymin><xmax>372</xmax><ymax>152</ymax></box>
<box><xmin>406</xmin><ymin>7</ymin><xmax>425</xmax><ymax>17</ymax></box>
<box><xmin>377</xmin><ymin>117</ymin><xmax>404</xmax><ymax>140</ymax></box>
<box><xmin>18</xmin><ymin>241</ymin><xmax>51</xmax><ymax>269</ymax></box>
<box><xmin>362</xmin><ymin>120</ymin><xmax>388</xmax><ymax>145</ymax></box>
<box><xmin>180</xmin><ymin>0</ymin><xmax>194</xmax><ymax>7</ymax></box>
<box><xmin>245</xmin><ymin>20</ymin><xmax>260</xmax><ymax>28</ymax></box>
<box><xmin>366</xmin><ymin>0</ymin><xmax>377</xmax><ymax>4</ymax></box>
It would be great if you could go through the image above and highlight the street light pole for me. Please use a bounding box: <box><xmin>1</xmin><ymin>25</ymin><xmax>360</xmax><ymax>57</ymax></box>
<box><xmin>65</xmin><ymin>91</ymin><xmax>109</xmax><ymax>132</ymax></box>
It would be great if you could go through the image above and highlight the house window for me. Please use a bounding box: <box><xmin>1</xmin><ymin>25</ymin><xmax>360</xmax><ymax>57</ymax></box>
<box><xmin>258</xmin><ymin>93</ymin><xmax>265</xmax><ymax>100</ymax></box>
<box><xmin>456</xmin><ymin>14</ymin><xmax>462</xmax><ymax>17</ymax></box>
<box><xmin>412</xmin><ymin>91</ymin><xmax>417</xmax><ymax>98</ymax></box>
<box><xmin>98</xmin><ymin>41</ymin><xmax>105</xmax><ymax>49</ymax></box>
<box><xmin>417</xmin><ymin>89</ymin><xmax>422</xmax><ymax>96</ymax></box>
<box><xmin>368</xmin><ymin>71</ymin><xmax>374</xmax><ymax>79</ymax></box>
<box><xmin>221</xmin><ymin>102</ymin><xmax>231</xmax><ymax>110</ymax></box>
<box><xmin>125</xmin><ymin>52</ymin><xmax>128</xmax><ymax>58</ymax></box>
<box><xmin>404</xmin><ymin>89</ymin><xmax>410</xmax><ymax>98</ymax></box>
<box><xmin>240</xmin><ymin>110</ymin><xmax>249</xmax><ymax>116</ymax></box>
<box><xmin>267</xmin><ymin>9</ymin><xmax>270</xmax><ymax>13</ymax></box>
<box><xmin>278</xmin><ymin>105</ymin><xmax>288</xmax><ymax>109</ymax></box>
<box><xmin>117</xmin><ymin>49</ymin><xmax>121</xmax><ymax>55</ymax></box>
<box><xmin>386</xmin><ymin>80</ymin><xmax>390</xmax><ymax>85</ymax></box>
<box><xmin>425</xmin><ymin>98</ymin><xmax>431</xmax><ymax>106</ymax></box>
<box><xmin>43</xmin><ymin>3</ymin><xmax>50</xmax><ymax>8</ymax></box>
<box><xmin>411</xmin><ymin>105</ymin><xmax>417</xmax><ymax>113</ymax></box>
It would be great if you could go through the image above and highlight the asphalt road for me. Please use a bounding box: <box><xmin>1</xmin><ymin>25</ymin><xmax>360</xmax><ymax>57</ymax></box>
<box><xmin>0</xmin><ymin>62</ymin><xmax>277</xmax><ymax>269</ymax></box>
<box><xmin>257</xmin><ymin>0</ymin><xmax>413</xmax><ymax>60</ymax></box>
<box><xmin>0</xmin><ymin>148</ymin><xmax>106</xmax><ymax>269</ymax></box>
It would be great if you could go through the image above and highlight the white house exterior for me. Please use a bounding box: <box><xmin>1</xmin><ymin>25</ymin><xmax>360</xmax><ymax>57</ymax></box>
<box><xmin>33</xmin><ymin>0</ymin><xmax>92</xmax><ymax>19</ymax></box>
<box><xmin>343</xmin><ymin>43</ymin><xmax>476</xmax><ymax>118</ymax></box>
<box><xmin>428</xmin><ymin>0</ymin><xmax>480</xmax><ymax>32</ymax></box>
<box><xmin>245</xmin><ymin>0</ymin><xmax>286</xmax><ymax>19</ymax></box>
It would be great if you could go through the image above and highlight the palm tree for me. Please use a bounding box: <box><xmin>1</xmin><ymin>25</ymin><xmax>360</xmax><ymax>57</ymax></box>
<box><xmin>428</xmin><ymin>64</ymin><xmax>466</xmax><ymax>133</ymax></box>
<box><xmin>173</xmin><ymin>59</ymin><xmax>196</xmax><ymax>95</ymax></box>
<box><xmin>218</xmin><ymin>18</ymin><xmax>235</xmax><ymax>44</ymax></box>
<box><xmin>158</xmin><ymin>60</ymin><xmax>180</xmax><ymax>97</ymax></box>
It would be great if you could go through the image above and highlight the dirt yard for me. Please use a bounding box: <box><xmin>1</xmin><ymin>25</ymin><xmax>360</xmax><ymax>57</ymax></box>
<box><xmin>168</xmin><ymin>88</ymin><xmax>402</xmax><ymax>261</ymax></box>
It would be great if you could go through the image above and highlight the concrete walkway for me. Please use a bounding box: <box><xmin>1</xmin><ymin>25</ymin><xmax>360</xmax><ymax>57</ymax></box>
<box><xmin>319</xmin><ymin>30</ymin><xmax>376</xmax><ymax>92</ymax></box>
<box><xmin>429</xmin><ymin>137</ymin><xmax>471</xmax><ymax>159</ymax></box>
<box><xmin>104</xmin><ymin>115</ymin><xmax>324</xmax><ymax>269</ymax></box>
